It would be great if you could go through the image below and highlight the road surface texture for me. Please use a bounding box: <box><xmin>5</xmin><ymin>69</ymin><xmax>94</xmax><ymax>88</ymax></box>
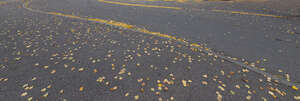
<box><xmin>0</xmin><ymin>0</ymin><xmax>300</xmax><ymax>101</ymax></box>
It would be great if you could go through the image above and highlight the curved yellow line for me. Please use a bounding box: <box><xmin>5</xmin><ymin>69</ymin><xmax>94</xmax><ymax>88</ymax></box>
<box><xmin>97</xmin><ymin>0</ymin><xmax>283</xmax><ymax>18</ymax></box>
<box><xmin>97</xmin><ymin>0</ymin><xmax>182</xmax><ymax>10</ymax></box>
<box><xmin>22</xmin><ymin>0</ymin><xmax>281</xmax><ymax>54</ymax></box>
<box><xmin>22</xmin><ymin>0</ymin><xmax>300</xmax><ymax>90</ymax></box>
<box><xmin>130</xmin><ymin>0</ymin><xmax>189</xmax><ymax>3</ymax></box>
<box><xmin>0</xmin><ymin>0</ymin><xmax>19</xmax><ymax>6</ymax></box>
<box><xmin>98</xmin><ymin>0</ymin><xmax>282</xmax><ymax>18</ymax></box>
<box><xmin>23</xmin><ymin>0</ymin><xmax>189</xmax><ymax>45</ymax></box>
<box><xmin>0</xmin><ymin>1</ymin><xmax>8</xmax><ymax>5</ymax></box>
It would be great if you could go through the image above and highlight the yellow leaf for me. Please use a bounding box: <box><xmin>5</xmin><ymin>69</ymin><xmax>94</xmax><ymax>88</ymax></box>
<box><xmin>292</xmin><ymin>85</ymin><xmax>298</xmax><ymax>91</ymax></box>
<box><xmin>27</xmin><ymin>97</ymin><xmax>33</xmax><ymax>101</ymax></box>
<box><xmin>110</xmin><ymin>86</ymin><xmax>118</xmax><ymax>91</ymax></box>
<box><xmin>42</xmin><ymin>92</ymin><xmax>48</xmax><ymax>98</ymax></box>
<box><xmin>21</xmin><ymin>92</ymin><xmax>28</xmax><ymax>96</ymax></box>
<box><xmin>294</xmin><ymin>96</ymin><xmax>300</xmax><ymax>100</ymax></box>
<box><xmin>41</xmin><ymin>88</ymin><xmax>46</xmax><ymax>92</ymax></box>
<box><xmin>79</xmin><ymin>86</ymin><xmax>84</xmax><ymax>91</ymax></box>
<box><xmin>182</xmin><ymin>80</ymin><xmax>187</xmax><ymax>87</ymax></box>
<box><xmin>134</xmin><ymin>95</ymin><xmax>139</xmax><ymax>100</ymax></box>
<box><xmin>157</xmin><ymin>83</ymin><xmax>163</xmax><ymax>87</ymax></box>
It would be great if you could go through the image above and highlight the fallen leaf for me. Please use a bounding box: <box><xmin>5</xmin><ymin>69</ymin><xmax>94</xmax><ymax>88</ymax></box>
<box><xmin>125</xmin><ymin>93</ymin><xmax>129</xmax><ymax>96</ymax></box>
<box><xmin>42</xmin><ymin>92</ymin><xmax>48</xmax><ymax>98</ymax></box>
<box><xmin>202</xmin><ymin>81</ymin><xmax>208</xmax><ymax>85</ymax></box>
<box><xmin>41</xmin><ymin>88</ymin><xmax>46</xmax><ymax>92</ymax></box>
<box><xmin>218</xmin><ymin>86</ymin><xmax>225</xmax><ymax>91</ymax></box>
<box><xmin>294</xmin><ymin>96</ymin><xmax>300</xmax><ymax>100</ymax></box>
<box><xmin>216</xmin><ymin>91</ymin><xmax>222</xmax><ymax>101</ymax></box>
<box><xmin>246</xmin><ymin>95</ymin><xmax>251</xmax><ymax>100</ymax></box>
<box><xmin>268</xmin><ymin>91</ymin><xmax>277</xmax><ymax>98</ymax></box>
<box><xmin>292</xmin><ymin>85</ymin><xmax>298</xmax><ymax>91</ymax></box>
<box><xmin>134</xmin><ymin>95</ymin><xmax>139</xmax><ymax>100</ymax></box>
<box><xmin>21</xmin><ymin>92</ymin><xmax>28</xmax><ymax>96</ymax></box>
<box><xmin>110</xmin><ymin>86</ymin><xmax>118</xmax><ymax>91</ymax></box>
<box><xmin>78</xmin><ymin>68</ymin><xmax>84</xmax><ymax>72</ymax></box>
<box><xmin>27</xmin><ymin>97</ymin><xmax>33</xmax><ymax>101</ymax></box>
<box><xmin>96</xmin><ymin>76</ymin><xmax>105</xmax><ymax>83</ymax></box>
<box><xmin>79</xmin><ymin>86</ymin><xmax>84</xmax><ymax>91</ymax></box>
<box><xmin>170</xmin><ymin>96</ymin><xmax>174</xmax><ymax>100</ymax></box>
<box><xmin>182</xmin><ymin>80</ymin><xmax>187</xmax><ymax>87</ymax></box>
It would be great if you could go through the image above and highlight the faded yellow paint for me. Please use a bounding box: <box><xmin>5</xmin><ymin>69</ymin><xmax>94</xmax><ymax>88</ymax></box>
<box><xmin>212</xmin><ymin>10</ymin><xmax>283</xmax><ymax>18</ymax></box>
<box><xmin>131</xmin><ymin>0</ymin><xmax>191</xmax><ymax>3</ymax></box>
<box><xmin>21</xmin><ymin>0</ymin><xmax>299</xmax><ymax>92</ymax></box>
<box><xmin>23</xmin><ymin>0</ymin><xmax>282</xmax><ymax>56</ymax></box>
<box><xmin>0</xmin><ymin>0</ymin><xmax>19</xmax><ymax>5</ymax></box>
<box><xmin>0</xmin><ymin>1</ymin><xmax>8</xmax><ymax>5</ymax></box>
<box><xmin>130</xmin><ymin>0</ymin><xmax>267</xmax><ymax>3</ymax></box>
<box><xmin>99</xmin><ymin>0</ymin><xmax>281</xmax><ymax>18</ymax></box>
<box><xmin>23</xmin><ymin>0</ymin><xmax>190</xmax><ymax>47</ymax></box>
<box><xmin>23</xmin><ymin>0</ymin><xmax>281</xmax><ymax>55</ymax></box>
<box><xmin>97</xmin><ymin>0</ymin><xmax>182</xmax><ymax>10</ymax></box>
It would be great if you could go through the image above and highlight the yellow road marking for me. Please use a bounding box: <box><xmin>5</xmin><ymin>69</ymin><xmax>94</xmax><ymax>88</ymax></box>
<box><xmin>212</xmin><ymin>9</ymin><xmax>283</xmax><ymax>18</ymax></box>
<box><xmin>97</xmin><ymin>0</ymin><xmax>182</xmax><ymax>10</ymax></box>
<box><xmin>0</xmin><ymin>0</ymin><xmax>19</xmax><ymax>6</ymax></box>
<box><xmin>23</xmin><ymin>0</ymin><xmax>300</xmax><ymax>90</ymax></box>
<box><xmin>130</xmin><ymin>0</ymin><xmax>190</xmax><ymax>3</ymax></box>
<box><xmin>23</xmin><ymin>0</ymin><xmax>189</xmax><ymax>46</ymax></box>
<box><xmin>23</xmin><ymin>0</ymin><xmax>282</xmax><ymax>53</ymax></box>
<box><xmin>0</xmin><ymin>1</ymin><xmax>8</xmax><ymax>5</ymax></box>
<box><xmin>98</xmin><ymin>0</ymin><xmax>282</xmax><ymax>18</ymax></box>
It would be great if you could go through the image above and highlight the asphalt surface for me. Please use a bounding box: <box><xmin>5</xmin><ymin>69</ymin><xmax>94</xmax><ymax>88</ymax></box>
<box><xmin>0</xmin><ymin>0</ymin><xmax>300</xmax><ymax>101</ymax></box>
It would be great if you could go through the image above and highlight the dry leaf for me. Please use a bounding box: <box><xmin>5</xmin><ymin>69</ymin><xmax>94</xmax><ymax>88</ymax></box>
<box><xmin>110</xmin><ymin>86</ymin><xmax>118</xmax><ymax>91</ymax></box>
<box><xmin>294</xmin><ymin>96</ymin><xmax>300</xmax><ymax>100</ymax></box>
<box><xmin>79</xmin><ymin>86</ymin><xmax>84</xmax><ymax>91</ymax></box>
<box><xmin>21</xmin><ymin>92</ymin><xmax>28</xmax><ymax>96</ymax></box>
<box><xmin>134</xmin><ymin>95</ymin><xmax>139</xmax><ymax>100</ymax></box>
<box><xmin>182</xmin><ymin>80</ymin><xmax>187</xmax><ymax>87</ymax></box>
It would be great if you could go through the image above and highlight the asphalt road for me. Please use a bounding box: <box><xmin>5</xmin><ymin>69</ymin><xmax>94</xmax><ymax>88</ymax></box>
<box><xmin>0</xmin><ymin>0</ymin><xmax>300</xmax><ymax>101</ymax></box>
